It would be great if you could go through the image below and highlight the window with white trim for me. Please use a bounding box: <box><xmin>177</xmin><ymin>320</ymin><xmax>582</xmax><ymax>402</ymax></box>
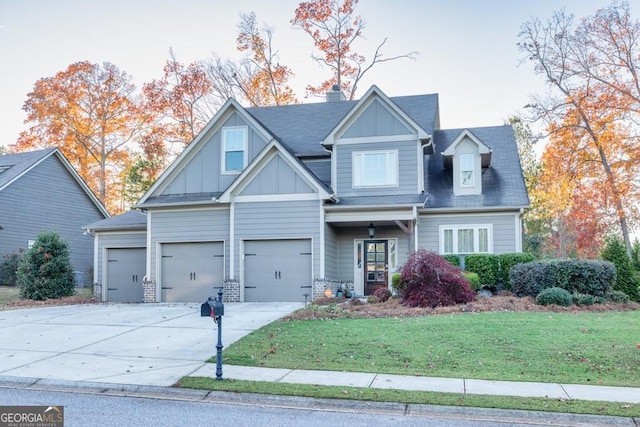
<box><xmin>222</xmin><ymin>127</ymin><xmax>247</xmax><ymax>173</ymax></box>
<box><xmin>441</xmin><ymin>225</ymin><xmax>492</xmax><ymax>254</ymax></box>
<box><xmin>460</xmin><ymin>153</ymin><xmax>475</xmax><ymax>187</ymax></box>
<box><xmin>352</xmin><ymin>150</ymin><xmax>398</xmax><ymax>187</ymax></box>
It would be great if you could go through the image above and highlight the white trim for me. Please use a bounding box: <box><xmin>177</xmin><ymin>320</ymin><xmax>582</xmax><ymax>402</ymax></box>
<box><xmin>336</xmin><ymin>134</ymin><xmax>416</xmax><ymax>145</ymax></box>
<box><xmin>92</xmin><ymin>230</ymin><xmax>147</xmax><ymax>236</ymax></box>
<box><xmin>319</xmin><ymin>201</ymin><xmax>325</xmax><ymax>279</ymax></box>
<box><xmin>413</xmin><ymin>206</ymin><xmax>419</xmax><ymax>250</ymax></box>
<box><xmin>417</xmin><ymin>143</ymin><xmax>424</xmax><ymax>193</ymax></box>
<box><xmin>146</xmin><ymin>211</ymin><xmax>152</xmax><ymax>297</ymax></box>
<box><xmin>229</xmin><ymin>202</ymin><xmax>235</xmax><ymax>280</ymax></box>
<box><xmin>353</xmin><ymin>239</ymin><xmax>364</xmax><ymax>296</ymax></box>
<box><xmin>352</xmin><ymin>149</ymin><xmax>399</xmax><ymax>188</ymax></box>
<box><xmin>221</xmin><ymin>125</ymin><xmax>248</xmax><ymax>174</ymax></box>
<box><xmin>515</xmin><ymin>212</ymin><xmax>523</xmax><ymax>252</ymax></box>
<box><xmin>146</xmin><ymin>205</ymin><xmax>228</xmax><ymax>214</ymax></box>
<box><xmin>331</xmin><ymin>148</ymin><xmax>338</xmax><ymax>194</ymax></box>
<box><xmin>93</xmin><ymin>234</ymin><xmax>99</xmax><ymax>285</ymax></box>
<box><xmin>232</xmin><ymin>193</ymin><xmax>321</xmax><ymax>203</ymax></box>
<box><xmin>326</xmin><ymin>210</ymin><xmax>415</xmax><ymax>222</ymax></box>
<box><xmin>439</xmin><ymin>224</ymin><xmax>493</xmax><ymax>255</ymax></box>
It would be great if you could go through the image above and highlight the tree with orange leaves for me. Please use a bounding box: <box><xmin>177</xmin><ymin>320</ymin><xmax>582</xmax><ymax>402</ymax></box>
<box><xmin>518</xmin><ymin>2</ymin><xmax>640</xmax><ymax>258</ymax></box>
<box><xmin>292</xmin><ymin>0</ymin><xmax>417</xmax><ymax>100</ymax></box>
<box><xmin>10</xmin><ymin>61</ymin><xmax>147</xmax><ymax>213</ymax></box>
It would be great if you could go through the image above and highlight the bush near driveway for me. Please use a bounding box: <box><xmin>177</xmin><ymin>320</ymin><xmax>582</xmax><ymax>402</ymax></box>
<box><xmin>0</xmin><ymin>249</ymin><xmax>24</xmax><ymax>286</ymax></box>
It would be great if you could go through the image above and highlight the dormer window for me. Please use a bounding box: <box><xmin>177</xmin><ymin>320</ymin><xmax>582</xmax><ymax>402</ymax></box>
<box><xmin>222</xmin><ymin>126</ymin><xmax>248</xmax><ymax>174</ymax></box>
<box><xmin>460</xmin><ymin>153</ymin><xmax>475</xmax><ymax>187</ymax></box>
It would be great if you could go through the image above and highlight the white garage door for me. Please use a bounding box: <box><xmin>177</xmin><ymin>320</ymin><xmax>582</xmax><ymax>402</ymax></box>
<box><xmin>106</xmin><ymin>248</ymin><xmax>146</xmax><ymax>303</ymax></box>
<box><xmin>161</xmin><ymin>242</ymin><xmax>224</xmax><ymax>302</ymax></box>
<box><xmin>244</xmin><ymin>239</ymin><xmax>312</xmax><ymax>302</ymax></box>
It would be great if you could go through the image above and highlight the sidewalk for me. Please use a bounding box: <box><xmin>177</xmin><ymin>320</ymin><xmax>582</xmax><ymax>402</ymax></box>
<box><xmin>190</xmin><ymin>364</ymin><xmax>640</xmax><ymax>404</ymax></box>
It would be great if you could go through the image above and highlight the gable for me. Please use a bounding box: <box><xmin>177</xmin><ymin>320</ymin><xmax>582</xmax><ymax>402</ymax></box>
<box><xmin>341</xmin><ymin>99</ymin><xmax>413</xmax><ymax>138</ymax></box>
<box><xmin>239</xmin><ymin>153</ymin><xmax>314</xmax><ymax>196</ymax></box>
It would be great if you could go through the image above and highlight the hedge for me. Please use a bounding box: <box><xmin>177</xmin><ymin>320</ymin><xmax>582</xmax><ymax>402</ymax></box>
<box><xmin>510</xmin><ymin>259</ymin><xmax>615</xmax><ymax>298</ymax></box>
<box><xmin>464</xmin><ymin>254</ymin><xmax>500</xmax><ymax>286</ymax></box>
<box><xmin>498</xmin><ymin>253</ymin><xmax>535</xmax><ymax>290</ymax></box>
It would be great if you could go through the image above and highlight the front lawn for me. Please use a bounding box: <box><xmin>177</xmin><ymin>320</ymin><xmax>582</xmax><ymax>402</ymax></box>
<box><xmin>219</xmin><ymin>310</ymin><xmax>640</xmax><ymax>387</ymax></box>
<box><xmin>0</xmin><ymin>285</ymin><xmax>95</xmax><ymax>309</ymax></box>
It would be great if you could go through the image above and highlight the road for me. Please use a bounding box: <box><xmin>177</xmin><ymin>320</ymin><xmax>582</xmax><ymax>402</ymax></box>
<box><xmin>0</xmin><ymin>386</ymin><xmax>630</xmax><ymax>427</ymax></box>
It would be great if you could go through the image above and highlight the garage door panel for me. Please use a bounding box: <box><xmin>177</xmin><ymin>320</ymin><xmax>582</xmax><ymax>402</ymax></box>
<box><xmin>161</xmin><ymin>242</ymin><xmax>224</xmax><ymax>302</ymax></box>
<box><xmin>244</xmin><ymin>239</ymin><xmax>311</xmax><ymax>302</ymax></box>
<box><xmin>107</xmin><ymin>248</ymin><xmax>146</xmax><ymax>303</ymax></box>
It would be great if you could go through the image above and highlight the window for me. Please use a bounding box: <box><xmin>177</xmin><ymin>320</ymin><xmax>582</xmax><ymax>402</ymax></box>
<box><xmin>460</xmin><ymin>153</ymin><xmax>475</xmax><ymax>187</ymax></box>
<box><xmin>440</xmin><ymin>225</ymin><xmax>492</xmax><ymax>254</ymax></box>
<box><xmin>222</xmin><ymin>127</ymin><xmax>247</xmax><ymax>173</ymax></box>
<box><xmin>353</xmin><ymin>150</ymin><xmax>398</xmax><ymax>187</ymax></box>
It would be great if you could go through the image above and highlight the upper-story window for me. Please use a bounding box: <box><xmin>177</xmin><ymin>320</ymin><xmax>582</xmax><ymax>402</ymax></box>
<box><xmin>222</xmin><ymin>127</ymin><xmax>248</xmax><ymax>174</ymax></box>
<box><xmin>352</xmin><ymin>150</ymin><xmax>398</xmax><ymax>188</ymax></box>
<box><xmin>460</xmin><ymin>153</ymin><xmax>475</xmax><ymax>187</ymax></box>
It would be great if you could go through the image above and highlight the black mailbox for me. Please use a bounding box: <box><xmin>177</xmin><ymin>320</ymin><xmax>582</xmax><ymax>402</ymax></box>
<box><xmin>209</xmin><ymin>297</ymin><xmax>224</xmax><ymax>317</ymax></box>
<box><xmin>200</xmin><ymin>297</ymin><xmax>215</xmax><ymax>317</ymax></box>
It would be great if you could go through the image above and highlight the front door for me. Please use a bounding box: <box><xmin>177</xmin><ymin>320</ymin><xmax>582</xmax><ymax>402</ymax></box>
<box><xmin>364</xmin><ymin>240</ymin><xmax>388</xmax><ymax>295</ymax></box>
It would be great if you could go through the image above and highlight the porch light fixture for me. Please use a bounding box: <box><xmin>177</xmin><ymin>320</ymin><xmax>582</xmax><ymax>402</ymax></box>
<box><xmin>368</xmin><ymin>222</ymin><xmax>375</xmax><ymax>239</ymax></box>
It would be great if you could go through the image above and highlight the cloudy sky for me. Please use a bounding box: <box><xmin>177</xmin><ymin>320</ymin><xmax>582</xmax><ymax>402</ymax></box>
<box><xmin>0</xmin><ymin>0</ymin><xmax>612</xmax><ymax>148</ymax></box>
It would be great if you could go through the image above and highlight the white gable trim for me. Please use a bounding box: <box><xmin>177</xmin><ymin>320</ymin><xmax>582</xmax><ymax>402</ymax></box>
<box><xmin>138</xmin><ymin>98</ymin><xmax>273</xmax><ymax>205</ymax></box>
<box><xmin>441</xmin><ymin>129</ymin><xmax>492</xmax><ymax>157</ymax></box>
<box><xmin>217</xmin><ymin>139</ymin><xmax>333</xmax><ymax>203</ymax></box>
<box><xmin>322</xmin><ymin>85</ymin><xmax>431</xmax><ymax>146</ymax></box>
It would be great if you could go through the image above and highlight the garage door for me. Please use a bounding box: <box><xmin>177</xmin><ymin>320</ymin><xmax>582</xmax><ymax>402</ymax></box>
<box><xmin>106</xmin><ymin>248</ymin><xmax>146</xmax><ymax>303</ymax></box>
<box><xmin>244</xmin><ymin>239</ymin><xmax>312</xmax><ymax>302</ymax></box>
<box><xmin>161</xmin><ymin>242</ymin><xmax>224</xmax><ymax>302</ymax></box>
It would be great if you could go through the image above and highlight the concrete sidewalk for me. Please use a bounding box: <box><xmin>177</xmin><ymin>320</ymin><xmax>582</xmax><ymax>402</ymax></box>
<box><xmin>190</xmin><ymin>364</ymin><xmax>640</xmax><ymax>404</ymax></box>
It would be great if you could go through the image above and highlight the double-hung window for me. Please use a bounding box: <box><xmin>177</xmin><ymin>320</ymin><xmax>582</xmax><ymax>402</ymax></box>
<box><xmin>222</xmin><ymin>127</ymin><xmax>247</xmax><ymax>173</ymax></box>
<box><xmin>441</xmin><ymin>225</ymin><xmax>492</xmax><ymax>254</ymax></box>
<box><xmin>352</xmin><ymin>150</ymin><xmax>398</xmax><ymax>187</ymax></box>
<box><xmin>460</xmin><ymin>153</ymin><xmax>475</xmax><ymax>187</ymax></box>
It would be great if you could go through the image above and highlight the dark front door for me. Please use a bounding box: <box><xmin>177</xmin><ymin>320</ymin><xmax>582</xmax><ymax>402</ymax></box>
<box><xmin>364</xmin><ymin>240</ymin><xmax>388</xmax><ymax>296</ymax></box>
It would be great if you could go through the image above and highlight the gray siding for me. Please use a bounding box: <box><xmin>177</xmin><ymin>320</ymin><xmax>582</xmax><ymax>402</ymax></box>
<box><xmin>149</xmin><ymin>208</ymin><xmax>230</xmax><ymax>283</ymax></box>
<box><xmin>162</xmin><ymin>112</ymin><xmax>267</xmax><ymax>195</ymax></box>
<box><xmin>418</xmin><ymin>213</ymin><xmax>518</xmax><ymax>254</ymax></box>
<box><xmin>241</xmin><ymin>154</ymin><xmax>314</xmax><ymax>195</ymax></box>
<box><xmin>95</xmin><ymin>232</ymin><xmax>147</xmax><ymax>285</ymax></box>
<box><xmin>0</xmin><ymin>155</ymin><xmax>106</xmax><ymax>277</ymax></box>
<box><xmin>341</xmin><ymin>99</ymin><xmax>413</xmax><ymax>138</ymax></box>
<box><xmin>303</xmin><ymin>158</ymin><xmax>331</xmax><ymax>186</ymax></box>
<box><xmin>234</xmin><ymin>200</ymin><xmax>321</xmax><ymax>279</ymax></box>
<box><xmin>335</xmin><ymin>140</ymin><xmax>419</xmax><ymax>197</ymax></box>
<box><xmin>324</xmin><ymin>224</ymin><xmax>338</xmax><ymax>279</ymax></box>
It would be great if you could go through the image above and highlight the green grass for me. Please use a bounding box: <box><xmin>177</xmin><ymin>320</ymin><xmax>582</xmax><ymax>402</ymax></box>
<box><xmin>180</xmin><ymin>377</ymin><xmax>640</xmax><ymax>418</ymax></box>
<box><xmin>219</xmin><ymin>311</ymin><xmax>640</xmax><ymax>387</ymax></box>
<box><xmin>0</xmin><ymin>285</ymin><xmax>93</xmax><ymax>306</ymax></box>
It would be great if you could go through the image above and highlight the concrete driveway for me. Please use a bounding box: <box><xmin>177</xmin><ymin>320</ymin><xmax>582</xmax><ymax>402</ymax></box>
<box><xmin>0</xmin><ymin>302</ymin><xmax>302</xmax><ymax>386</ymax></box>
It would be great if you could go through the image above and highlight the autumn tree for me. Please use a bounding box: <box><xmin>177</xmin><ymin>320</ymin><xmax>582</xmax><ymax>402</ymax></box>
<box><xmin>292</xmin><ymin>0</ymin><xmax>417</xmax><ymax>100</ymax></box>
<box><xmin>10</xmin><ymin>61</ymin><xmax>146</xmax><ymax>213</ymax></box>
<box><xmin>518</xmin><ymin>1</ymin><xmax>640</xmax><ymax>258</ymax></box>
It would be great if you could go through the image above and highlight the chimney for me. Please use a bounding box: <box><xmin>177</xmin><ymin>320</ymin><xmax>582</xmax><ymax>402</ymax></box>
<box><xmin>325</xmin><ymin>84</ymin><xmax>345</xmax><ymax>102</ymax></box>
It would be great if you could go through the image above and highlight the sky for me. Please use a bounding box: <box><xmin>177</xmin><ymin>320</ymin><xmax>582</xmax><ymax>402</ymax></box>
<box><xmin>0</xmin><ymin>0</ymin><xmax>615</xmax><ymax>149</ymax></box>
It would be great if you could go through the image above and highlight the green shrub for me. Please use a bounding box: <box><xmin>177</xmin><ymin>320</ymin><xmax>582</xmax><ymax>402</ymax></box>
<box><xmin>391</xmin><ymin>272</ymin><xmax>406</xmax><ymax>297</ymax></box>
<box><xmin>601</xmin><ymin>236</ymin><xmax>640</xmax><ymax>302</ymax></box>
<box><xmin>366</xmin><ymin>295</ymin><xmax>379</xmax><ymax>304</ymax></box>
<box><xmin>510</xmin><ymin>259</ymin><xmax>615</xmax><ymax>298</ymax></box>
<box><xmin>536</xmin><ymin>287</ymin><xmax>573</xmax><ymax>306</ymax></box>
<box><xmin>572</xmin><ymin>293</ymin><xmax>602</xmax><ymax>306</ymax></box>
<box><xmin>604</xmin><ymin>290</ymin><xmax>630</xmax><ymax>303</ymax></box>
<box><xmin>442</xmin><ymin>255</ymin><xmax>460</xmax><ymax>267</ymax></box>
<box><xmin>462</xmin><ymin>271</ymin><xmax>481</xmax><ymax>291</ymax></box>
<box><xmin>498</xmin><ymin>253</ymin><xmax>535</xmax><ymax>290</ymax></box>
<box><xmin>17</xmin><ymin>231</ymin><xmax>75</xmax><ymax>300</ymax></box>
<box><xmin>373</xmin><ymin>287</ymin><xmax>392</xmax><ymax>302</ymax></box>
<box><xmin>465</xmin><ymin>254</ymin><xmax>500</xmax><ymax>286</ymax></box>
<box><xmin>0</xmin><ymin>249</ymin><xmax>24</xmax><ymax>286</ymax></box>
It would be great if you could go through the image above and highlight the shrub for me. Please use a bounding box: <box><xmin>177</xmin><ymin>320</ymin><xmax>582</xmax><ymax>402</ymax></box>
<box><xmin>498</xmin><ymin>253</ymin><xmax>535</xmax><ymax>290</ymax></box>
<box><xmin>0</xmin><ymin>249</ymin><xmax>24</xmax><ymax>286</ymax></box>
<box><xmin>400</xmin><ymin>249</ymin><xmax>475</xmax><ymax>308</ymax></box>
<box><xmin>465</xmin><ymin>254</ymin><xmax>500</xmax><ymax>286</ymax></box>
<box><xmin>572</xmin><ymin>293</ymin><xmax>602</xmax><ymax>306</ymax></box>
<box><xmin>391</xmin><ymin>272</ymin><xmax>406</xmax><ymax>297</ymax></box>
<box><xmin>442</xmin><ymin>255</ymin><xmax>460</xmax><ymax>267</ymax></box>
<box><xmin>604</xmin><ymin>290</ymin><xmax>629</xmax><ymax>303</ymax></box>
<box><xmin>462</xmin><ymin>271</ymin><xmax>480</xmax><ymax>291</ymax></box>
<box><xmin>536</xmin><ymin>287</ymin><xmax>573</xmax><ymax>306</ymax></box>
<box><xmin>366</xmin><ymin>295</ymin><xmax>379</xmax><ymax>304</ymax></box>
<box><xmin>17</xmin><ymin>231</ymin><xmax>75</xmax><ymax>300</ymax></box>
<box><xmin>373</xmin><ymin>287</ymin><xmax>392</xmax><ymax>302</ymax></box>
<box><xmin>601</xmin><ymin>236</ymin><xmax>640</xmax><ymax>302</ymax></box>
<box><xmin>510</xmin><ymin>259</ymin><xmax>615</xmax><ymax>298</ymax></box>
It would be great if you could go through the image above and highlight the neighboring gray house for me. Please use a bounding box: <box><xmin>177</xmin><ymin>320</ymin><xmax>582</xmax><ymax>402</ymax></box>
<box><xmin>0</xmin><ymin>148</ymin><xmax>109</xmax><ymax>284</ymax></box>
<box><xmin>84</xmin><ymin>85</ymin><xmax>529</xmax><ymax>303</ymax></box>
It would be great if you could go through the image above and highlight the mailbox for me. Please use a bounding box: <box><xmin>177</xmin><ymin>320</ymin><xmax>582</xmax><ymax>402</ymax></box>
<box><xmin>209</xmin><ymin>297</ymin><xmax>224</xmax><ymax>317</ymax></box>
<box><xmin>200</xmin><ymin>297</ymin><xmax>215</xmax><ymax>317</ymax></box>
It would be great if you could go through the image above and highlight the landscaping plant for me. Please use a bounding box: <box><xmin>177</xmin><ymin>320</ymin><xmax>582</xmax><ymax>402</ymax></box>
<box><xmin>0</xmin><ymin>248</ymin><xmax>24</xmax><ymax>286</ymax></box>
<box><xmin>16</xmin><ymin>231</ymin><xmax>75</xmax><ymax>300</ymax></box>
<box><xmin>535</xmin><ymin>287</ymin><xmax>573</xmax><ymax>306</ymax></box>
<box><xmin>601</xmin><ymin>236</ymin><xmax>640</xmax><ymax>302</ymax></box>
<box><xmin>400</xmin><ymin>249</ymin><xmax>475</xmax><ymax>308</ymax></box>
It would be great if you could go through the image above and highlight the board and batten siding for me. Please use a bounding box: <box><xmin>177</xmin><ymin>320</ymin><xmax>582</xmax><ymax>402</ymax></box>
<box><xmin>148</xmin><ymin>208</ymin><xmax>230</xmax><ymax>283</ymax></box>
<box><xmin>240</xmin><ymin>154</ymin><xmax>314</xmax><ymax>196</ymax></box>
<box><xmin>418</xmin><ymin>213</ymin><xmax>519</xmax><ymax>254</ymax></box>
<box><xmin>233</xmin><ymin>200</ymin><xmax>321</xmax><ymax>280</ymax></box>
<box><xmin>341</xmin><ymin>99</ymin><xmax>413</xmax><ymax>138</ymax></box>
<box><xmin>161</xmin><ymin>112</ymin><xmax>268</xmax><ymax>196</ymax></box>
<box><xmin>303</xmin><ymin>158</ymin><xmax>331</xmax><ymax>187</ymax></box>
<box><xmin>94</xmin><ymin>231</ymin><xmax>147</xmax><ymax>285</ymax></box>
<box><xmin>335</xmin><ymin>140</ymin><xmax>419</xmax><ymax>197</ymax></box>
<box><xmin>0</xmin><ymin>155</ymin><xmax>105</xmax><ymax>276</ymax></box>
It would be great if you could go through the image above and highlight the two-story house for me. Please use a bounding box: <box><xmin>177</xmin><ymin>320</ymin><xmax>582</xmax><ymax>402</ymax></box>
<box><xmin>84</xmin><ymin>85</ymin><xmax>529</xmax><ymax>303</ymax></box>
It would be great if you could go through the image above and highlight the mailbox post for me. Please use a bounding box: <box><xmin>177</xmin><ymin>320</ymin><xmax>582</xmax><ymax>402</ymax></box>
<box><xmin>202</xmin><ymin>288</ymin><xmax>225</xmax><ymax>380</ymax></box>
